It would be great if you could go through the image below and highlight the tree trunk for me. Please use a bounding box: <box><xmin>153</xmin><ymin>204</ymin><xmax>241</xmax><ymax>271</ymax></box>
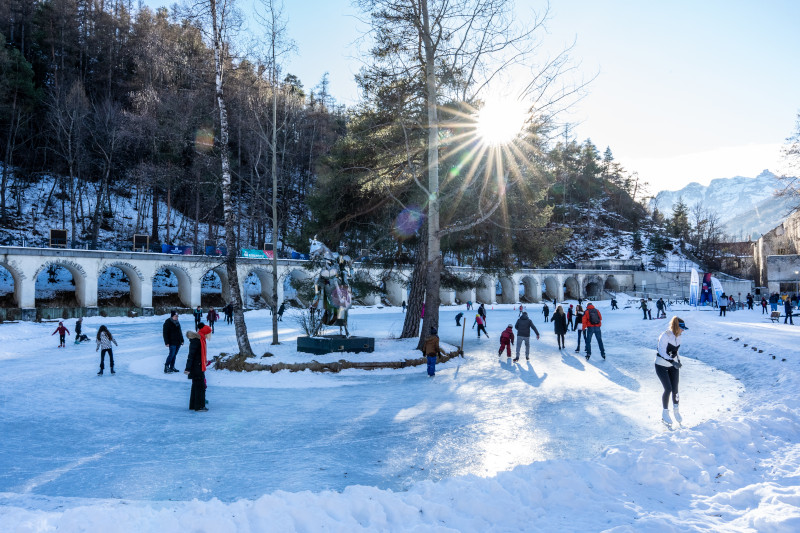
<box><xmin>401</xmin><ymin>228</ymin><xmax>427</xmax><ymax>338</ymax></box>
<box><xmin>211</xmin><ymin>0</ymin><xmax>253</xmax><ymax>357</ymax></box>
<box><xmin>151</xmin><ymin>184</ymin><xmax>158</xmax><ymax>242</ymax></box>
<box><xmin>418</xmin><ymin>0</ymin><xmax>441</xmax><ymax>349</ymax></box>
<box><xmin>270</xmin><ymin>78</ymin><xmax>280</xmax><ymax>344</ymax></box>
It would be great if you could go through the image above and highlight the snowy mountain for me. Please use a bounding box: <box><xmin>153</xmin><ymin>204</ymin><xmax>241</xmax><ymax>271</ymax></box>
<box><xmin>651</xmin><ymin>170</ymin><xmax>795</xmax><ymax>239</ymax></box>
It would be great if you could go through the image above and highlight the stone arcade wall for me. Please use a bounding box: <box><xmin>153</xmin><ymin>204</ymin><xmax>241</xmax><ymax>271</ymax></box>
<box><xmin>0</xmin><ymin>246</ymin><xmax>645</xmax><ymax>321</ymax></box>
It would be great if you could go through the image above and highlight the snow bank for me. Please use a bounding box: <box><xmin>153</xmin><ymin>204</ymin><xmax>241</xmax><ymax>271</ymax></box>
<box><xmin>2</xmin><ymin>302</ymin><xmax>800</xmax><ymax>531</ymax></box>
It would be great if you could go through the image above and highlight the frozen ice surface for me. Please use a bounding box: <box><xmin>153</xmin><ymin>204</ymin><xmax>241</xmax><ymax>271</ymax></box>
<box><xmin>2</xmin><ymin>300</ymin><xmax>800</xmax><ymax>531</ymax></box>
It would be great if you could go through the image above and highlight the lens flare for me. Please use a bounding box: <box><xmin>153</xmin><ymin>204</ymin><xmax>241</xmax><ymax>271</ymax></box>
<box><xmin>392</xmin><ymin>207</ymin><xmax>425</xmax><ymax>240</ymax></box>
<box><xmin>477</xmin><ymin>98</ymin><xmax>528</xmax><ymax>146</ymax></box>
<box><xmin>195</xmin><ymin>128</ymin><xmax>214</xmax><ymax>152</ymax></box>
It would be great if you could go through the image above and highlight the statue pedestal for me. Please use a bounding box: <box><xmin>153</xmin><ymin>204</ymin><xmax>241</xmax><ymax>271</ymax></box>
<box><xmin>297</xmin><ymin>335</ymin><xmax>375</xmax><ymax>355</ymax></box>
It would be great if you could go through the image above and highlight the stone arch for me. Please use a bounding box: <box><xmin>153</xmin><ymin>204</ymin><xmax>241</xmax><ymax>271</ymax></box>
<box><xmin>563</xmin><ymin>276</ymin><xmax>580</xmax><ymax>300</ymax></box>
<box><xmin>285</xmin><ymin>268</ymin><xmax>313</xmax><ymax>306</ymax></box>
<box><xmin>497</xmin><ymin>275</ymin><xmax>517</xmax><ymax>304</ymax></box>
<box><xmin>352</xmin><ymin>270</ymin><xmax>380</xmax><ymax>305</ymax></box>
<box><xmin>604</xmin><ymin>275</ymin><xmax>620</xmax><ymax>293</ymax></box>
<box><xmin>243</xmin><ymin>268</ymin><xmax>275</xmax><ymax>308</ymax></box>
<box><xmin>543</xmin><ymin>275</ymin><xmax>560</xmax><ymax>301</ymax></box>
<box><xmin>98</xmin><ymin>262</ymin><xmax>144</xmax><ymax>307</ymax></box>
<box><xmin>520</xmin><ymin>275</ymin><xmax>540</xmax><ymax>303</ymax></box>
<box><xmin>0</xmin><ymin>261</ymin><xmax>23</xmax><ymax>307</ymax></box>
<box><xmin>384</xmin><ymin>276</ymin><xmax>407</xmax><ymax>306</ymax></box>
<box><xmin>584</xmin><ymin>275</ymin><xmax>604</xmax><ymax>300</ymax></box>
<box><xmin>34</xmin><ymin>260</ymin><xmax>88</xmax><ymax>307</ymax></box>
<box><xmin>200</xmin><ymin>266</ymin><xmax>229</xmax><ymax>307</ymax></box>
<box><xmin>152</xmin><ymin>264</ymin><xmax>192</xmax><ymax>308</ymax></box>
<box><xmin>476</xmin><ymin>275</ymin><xmax>495</xmax><ymax>304</ymax></box>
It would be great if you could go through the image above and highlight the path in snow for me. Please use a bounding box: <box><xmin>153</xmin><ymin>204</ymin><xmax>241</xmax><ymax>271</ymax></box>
<box><xmin>0</xmin><ymin>302</ymin><xmax>741</xmax><ymax>502</ymax></box>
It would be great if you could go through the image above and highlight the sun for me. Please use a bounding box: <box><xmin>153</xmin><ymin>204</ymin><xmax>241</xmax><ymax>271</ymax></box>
<box><xmin>476</xmin><ymin>98</ymin><xmax>528</xmax><ymax>146</ymax></box>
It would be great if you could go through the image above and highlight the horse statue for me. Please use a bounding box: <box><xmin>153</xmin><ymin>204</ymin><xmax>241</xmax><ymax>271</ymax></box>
<box><xmin>309</xmin><ymin>237</ymin><xmax>354</xmax><ymax>336</ymax></box>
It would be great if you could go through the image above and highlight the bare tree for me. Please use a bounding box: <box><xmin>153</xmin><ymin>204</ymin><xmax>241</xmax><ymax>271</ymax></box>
<box><xmin>47</xmin><ymin>81</ymin><xmax>89</xmax><ymax>244</ymax></box>
<box><xmin>254</xmin><ymin>0</ymin><xmax>294</xmax><ymax>345</ymax></box>
<box><xmin>199</xmin><ymin>0</ymin><xmax>254</xmax><ymax>356</ymax></box>
<box><xmin>357</xmin><ymin>0</ymin><xmax>581</xmax><ymax>347</ymax></box>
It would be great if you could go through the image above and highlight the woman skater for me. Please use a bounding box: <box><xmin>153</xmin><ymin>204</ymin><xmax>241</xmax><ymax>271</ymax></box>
<box><xmin>553</xmin><ymin>305</ymin><xmax>568</xmax><ymax>350</ymax></box>
<box><xmin>96</xmin><ymin>325</ymin><xmax>118</xmax><ymax>375</ymax></box>
<box><xmin>185</xmin><ymin>323</ymin><xmax>211</xmax><ymax>411</ymax></box>
<box><xmin>656</xmin><ymin>316</ymin><xmax>687</xmax><ymax>428</ymax></box>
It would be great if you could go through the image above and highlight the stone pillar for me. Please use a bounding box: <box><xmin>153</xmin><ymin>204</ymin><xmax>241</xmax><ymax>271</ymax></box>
<box><xmin>439</xmin><ymin>288</ymin><xmax>456</xmax><ymax>305</ymax></box>
<box><xmin>498</xmin><ymin>276</ymin><xmax>516</xmax><ymax>304</ymax></box>
<box><xmin>81</xmin><ymin>274</ymin><xmax>98</xmax><ymax>308</ymax></box>
<box><xmin>456</xmin><ymin>288</ymin><xmax>475</xmax><ymax>305</ymax></box>
<box><xmin>363</xmin><ymin>293</ymin><xmax>381</xmax><ymax>306</ymax></box>
<box><xmin>18</xmin><ymin>276</ymin><xmax>35</xmax><ymax>308</ymax></box>
<box><xmin>476</xmin><ymin>276</ymin><xmax>496</xmax><ymax>304</ymax></box>
<box><xmin>385</xmin><ymin>278</ymin><xmax>406</xmax><ymax>306</ymax></box>
<box><xmin>186</xmin><ymin>280</ymin><xmax>201</xmax><ymax>309</ymax></box>
<box><xmin>139</xmin><ymin>278</ymin><xmax>153</xmax><ymax>308</ymax></box>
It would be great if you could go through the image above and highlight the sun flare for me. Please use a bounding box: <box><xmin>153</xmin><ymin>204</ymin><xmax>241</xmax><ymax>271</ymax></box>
<box><xmin>476</xmin><ymin>98</ymin><xmax>528</xmax><ymax>146</ymax></box>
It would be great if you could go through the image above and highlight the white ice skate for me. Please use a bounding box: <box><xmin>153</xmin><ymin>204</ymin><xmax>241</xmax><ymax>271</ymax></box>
<box><xmin>672</xmin><ymin>405</ymin><xmax>683</xmax><ymax>426</ymax></box>
<box><xmin>661</xmin><ymin>409</ymin><xmax>674</xmax><ymax>430</ymax></box>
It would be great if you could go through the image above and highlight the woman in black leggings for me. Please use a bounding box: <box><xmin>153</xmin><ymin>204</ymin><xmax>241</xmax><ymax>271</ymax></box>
<box><xmin>655</xmin><ymin>316</ymin><xmax>687</xmax><ymax>427</ymax></box>
<box><xmin>96</xmin><ymin>325</ymin><xmax>118</xmax><ymax>375</ymax></box>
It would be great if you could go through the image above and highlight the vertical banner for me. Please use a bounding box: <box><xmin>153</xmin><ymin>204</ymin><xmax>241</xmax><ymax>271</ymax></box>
<box><xmin>699</xmin><ymin>272</ymin><xmax>713</xmax><ymax>305</ymax></box>
<box><xmin>710</xmin><ymin>277</ymin><xmax>724</xmax><ymax>305</ymax></box>
<box><xmin>689</xmin><ymin>268</ymin><xmax>699</xmax><ymax>307</ymax></box>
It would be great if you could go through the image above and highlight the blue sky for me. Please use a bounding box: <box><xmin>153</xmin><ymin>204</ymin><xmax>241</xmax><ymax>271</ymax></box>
<box><xmin>146</xmin><ymin>0</ymin><xmax>800</xmax><ymax>194</ymax></box>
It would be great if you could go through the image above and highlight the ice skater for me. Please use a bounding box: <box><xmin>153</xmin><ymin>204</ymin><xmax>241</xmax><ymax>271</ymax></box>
<box><xmin>455</xmin><ymin>312</ymin><xmax>464</xmax><ymax>326</ymax></box>
<box><xmin>206</xmin><ymin>307</ymin><xmax>218</xmax><ymax>333</ymax></box>
<box><xmin>52</xmin><ymin>321</ymin><xmax>70</xmax><ymax>348</ymax></box>
<box><xmin>655</xmin><ymin>316</ymin><xmax>687</xmax><ymax>428</ymax></box>
<box><xmin>498</xmin><ymin>324</ymin><xmax>515</xmax><ymax>358</ymax></box>
<box><xmin>514</xmin><ymin>312</ymin><xmax>539</xmax><ymax>361</ymax></box>
<box><xmin>553</xmin><ymin>306</ymin><xmax>567</xmax><ymax>350</ymax></box>
<box><xmin>473</xmin><ymin>314</ymin><xmax>488</xmax><ymax>338</ymax></box>
<box><xmin>277</xmin><ymin>302</ymin><xmax>286</xmax><ymax>321</ymax></box>
<box><xmin>74</xmin><ymin>318</ymin><xmax>83</xmax><ymax>344</ymax></box>
<box><xmin>582</xmin><ymin>303</ymin><xmax>606</xmax><ymax>361</ymax></box>
<box><xmin>542</xmin><ymin>303</ymin><xmax>549</xmax><ymax>322</ymax></box>
<box><xmin>96</xmin><ymin>325</ymin><xmax>118</xmax><ymax>375</ymax></box>
<box><xmin>421</xmin><ymin>326</ymin><xmax>446</xmax><ymax>377</ymax></box>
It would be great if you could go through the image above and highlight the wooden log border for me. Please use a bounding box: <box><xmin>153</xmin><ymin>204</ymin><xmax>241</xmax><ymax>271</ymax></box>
<box><xmin>213</xmin><ymin>349</ymin><xmax>464</xmax><ymax>374</ymax></box>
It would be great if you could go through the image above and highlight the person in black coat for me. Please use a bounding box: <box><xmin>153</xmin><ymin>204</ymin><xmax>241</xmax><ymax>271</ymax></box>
<box><xmin>785</xmin><ymin>297</ymin><xmax>795</xmax><ymax>325</ymax></box>
<box><xmin>553</xmin><ymin>305</ymin><xmax>568</xmax><ymax>350</ymax></box>
<box><xmin>162</xmin><ymin>311</ymin><xmax>184</xmax><ymax>373</ymax></box>
<box><xmin>184</xmin><ymin>330</ymin><xmax>207</xmax><ymax>411</ymax></box>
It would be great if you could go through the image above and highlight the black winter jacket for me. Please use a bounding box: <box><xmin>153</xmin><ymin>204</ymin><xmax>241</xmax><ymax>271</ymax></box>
<box><xmin>163</xmin><ymin>318</ymin><xmax>184</xmax><ymax>346</ymax></box>
<box><xmin>553</xmin><ymin>313</ymin><xmax>568</xmax><ymax>335</ymax></box>
<box><xmin>514</xmin><ymin>313</ymin><xmax>539</xmax><ymax>337</ymax></box>
<box><xmin>184</xmin><ymin>334</ymin><xmax>203</xmax><ymax>379</ymax></box>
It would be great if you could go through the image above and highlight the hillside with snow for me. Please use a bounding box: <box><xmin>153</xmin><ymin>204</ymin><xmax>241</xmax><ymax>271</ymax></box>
<box><xmin>651</xmin><ymin>170</ymin><xmax>795</xmax><ymax>239</ymax></box>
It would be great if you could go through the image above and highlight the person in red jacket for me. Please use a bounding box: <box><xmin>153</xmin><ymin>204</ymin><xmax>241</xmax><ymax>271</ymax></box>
<box><xmin>52</xmin><ymin>322</ymin><xmax>70</xmax><ymax>348</ymax></box>
<box><xmin>582</xmin><ymin>303</ymin><xmax>606</xmax><ymax>361</ymax></box>
<box><xmin>498</xmin><ymin>324</ymin><xmax>515</xmax><ymax>358</ymax></box>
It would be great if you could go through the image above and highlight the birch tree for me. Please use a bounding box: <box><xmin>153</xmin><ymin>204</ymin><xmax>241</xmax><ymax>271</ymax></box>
<box><xmin>205</xmin><ymin>0</ymin><xmax>254</xmax><ymax>356</ymax></box>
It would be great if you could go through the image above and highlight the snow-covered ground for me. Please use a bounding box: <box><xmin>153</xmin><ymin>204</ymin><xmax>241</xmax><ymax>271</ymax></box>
<box><xmin>1</xmin><ymin>299</ymin><xmax>799</xmax><ymax>532</ymax></box>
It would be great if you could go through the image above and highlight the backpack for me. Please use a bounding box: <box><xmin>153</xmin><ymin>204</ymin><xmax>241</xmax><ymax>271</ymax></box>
<box><xmin>588</xmin><ymin>308</ymin><xmax>601</xmax><ymax>325</ymax></box>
